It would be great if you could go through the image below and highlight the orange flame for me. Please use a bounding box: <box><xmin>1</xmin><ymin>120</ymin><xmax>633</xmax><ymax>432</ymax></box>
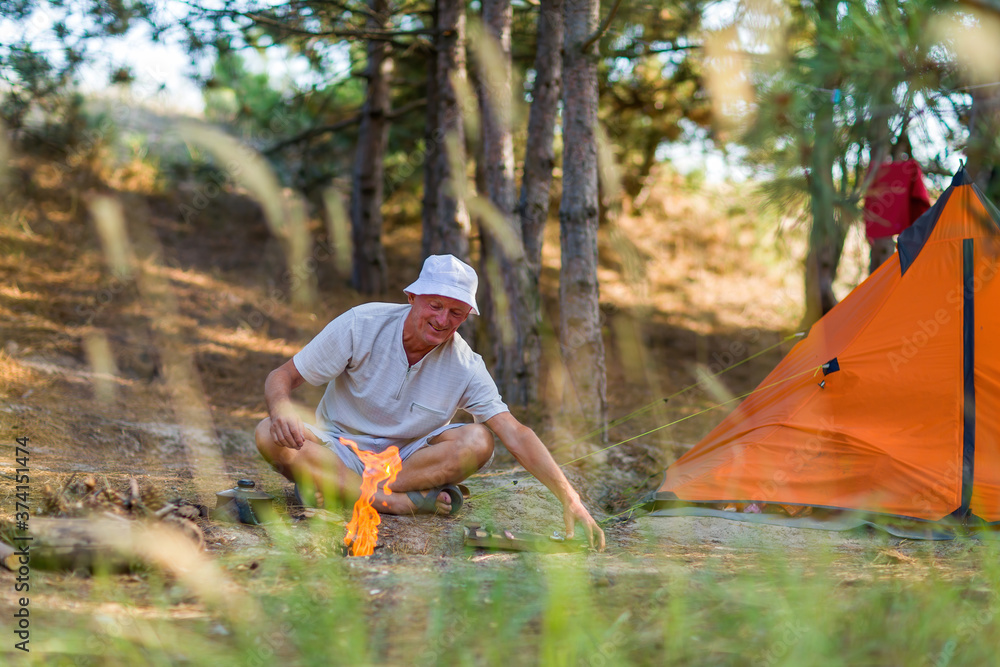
<box><xmin>342</xmin><ymin>437</ymin><xmax>402</xmax><ymax>557</ymax></box>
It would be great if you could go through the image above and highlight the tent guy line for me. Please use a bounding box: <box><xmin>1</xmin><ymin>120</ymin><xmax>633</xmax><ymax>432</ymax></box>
<box><xmin>567</xmin><ymin>332</ymin><xmax>806</xmax><ymax>447</ymax></box>
<box><xmin>561</xmin><ymin>363</ymin><xmax>825</xmax><ymax>467</ymax></box>
<box><xmin>466</xmin><ymin>360</ymin><xmax>824</xmax><ymax>509</ymax></box>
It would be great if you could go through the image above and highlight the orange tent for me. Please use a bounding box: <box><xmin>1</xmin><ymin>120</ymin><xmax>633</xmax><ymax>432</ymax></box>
<box><xmin>650</xmin><ymin>169</ymin><xmax>1000</xmax><ymax>532</ymax></box>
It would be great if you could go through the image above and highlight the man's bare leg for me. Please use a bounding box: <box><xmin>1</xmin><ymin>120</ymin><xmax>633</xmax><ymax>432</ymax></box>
<box><xmin>374</xmin><ymin>424</ymin><xmax>494</xmax><ymax>514</ymax></box>
<box><xmin>256</xmin><ymin>420</ymin><xmax>494</xmax><ymax>515</ymax></box>
<box><xmin>255</xmin><ymin>418</ymin><xmax>362</xmax><ymax>508</ymax></box>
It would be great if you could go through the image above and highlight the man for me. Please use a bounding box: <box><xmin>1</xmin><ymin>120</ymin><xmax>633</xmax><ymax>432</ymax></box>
<box><xmin>256</xmin><ymin>254</ymin><xmax>605</xmax><ymax>549</ymax></box>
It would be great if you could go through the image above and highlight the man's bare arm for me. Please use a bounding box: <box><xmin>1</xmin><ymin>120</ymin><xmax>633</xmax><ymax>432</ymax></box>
<box><xmin>485</xmin><ymin>411</ymin><xmax>605</xmax><ymax>550</ymax></box>
<box><xmin>264</xmin><ymin>359</ymin><xmax>317</xmax><ymax>449</ymax></box>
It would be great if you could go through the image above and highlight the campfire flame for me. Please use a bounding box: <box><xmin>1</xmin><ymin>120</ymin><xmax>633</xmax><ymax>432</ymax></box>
<box><xmin>342</xmin><ymin>437</ymin><xmax>402</xmax><ymax>557</ymax></box>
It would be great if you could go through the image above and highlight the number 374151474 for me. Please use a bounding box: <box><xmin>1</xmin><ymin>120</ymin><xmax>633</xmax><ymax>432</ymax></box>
<box><xmin>15</xmin><ymin>435</ymin><xmax>29</xmax><ymax>491</ymax></box>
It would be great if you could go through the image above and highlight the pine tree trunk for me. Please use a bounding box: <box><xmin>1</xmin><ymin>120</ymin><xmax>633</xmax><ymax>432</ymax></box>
<box><xmin>474</xmin><ymin>138</ymin><xmax>494</xmax><ymax>358</ymax></box>
<box><xmin>421</xmin><ymin>1</ymin><xmax>440</xmax><ymax>259</ymax></box>
<box><xmin>803</xmin><ymin>100</ymin><xmax>843</xmax><ymax>327</ymax></box>
<box><xmin>802</xmin><ymin>0</ymin><xmax>843</xmax><ymax>328</ymax></box>
<box><xmin>425</xmin><ymin>0</ymin><xmax>471</xmax><ymax>261</ymax></box>
<box><xmin>519</xmin><ymin>0</ymin><xmax>563</xmax><ymax>281</ymax></box>
<box><xmin>350</xmin><ymin>0</ymin><xmax>392</xmax><ymax>293</ymax></box>
<box><xmin>560</xmin><ymin>0</ymin><xmax>607</xmax><ymax>434</ymax></box>
<box><xmin>515</xmin><ymin>0</ymin><xmax>562</xmax><ymax>408</ymax></box>
<box><xmin>479</xmin><ymin>0</ymin><xmax>536</xmax><ymax>407</ymax></box>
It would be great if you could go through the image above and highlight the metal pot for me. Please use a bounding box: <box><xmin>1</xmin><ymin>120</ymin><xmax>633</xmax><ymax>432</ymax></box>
<box><xmin>212</xmin><ymin>479</ymin><xmax>276</xmax><ymax>525</ymax></box>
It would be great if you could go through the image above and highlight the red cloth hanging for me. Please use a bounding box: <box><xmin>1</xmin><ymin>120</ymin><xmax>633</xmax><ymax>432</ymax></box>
<box><xmin>863</xmin><ymin>159</ymin><xmax>931</xmax><ymax>241</ymax></box>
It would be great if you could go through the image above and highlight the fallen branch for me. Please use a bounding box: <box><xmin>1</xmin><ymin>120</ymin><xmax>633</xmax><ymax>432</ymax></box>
<box><xmin>127</xmin><ymin>476</ymin><xmax>143</xmax><ymax>511</ymax></box>
<box><xmin>2</xmin><ymin>515</ymin><xmax>203</xmax><ymax>572</ymax></box>
<box><xmin>0</xmin><ymin>541</ymin><xmax>17</xmax><ymax>570</ymax></box>
<box><xmin>154</xmin><ymin>503</ymin><xmax>179</xmax><ymax>519</ymax></box>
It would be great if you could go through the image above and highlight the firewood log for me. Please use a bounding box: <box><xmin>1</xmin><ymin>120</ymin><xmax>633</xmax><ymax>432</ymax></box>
<box><xmin>0</xmin><ymin>540</ymin><xmax>17</xmax><ymax>571</ymax></box>
<box><xmin>1</xmin><ymin>515</ymin><xmax>202</xmax><ymax>573</ymax></box>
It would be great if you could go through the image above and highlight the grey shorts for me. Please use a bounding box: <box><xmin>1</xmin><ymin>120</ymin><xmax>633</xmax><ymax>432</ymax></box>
<box><xmin>305</xmin><ymin>422</ymin><xmax>494</xmax><ymax>476</ymax></box>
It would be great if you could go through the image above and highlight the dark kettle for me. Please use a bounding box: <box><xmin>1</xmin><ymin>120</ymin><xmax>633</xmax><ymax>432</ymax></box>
<box><xmin>213</xmin><ymin>479</ymin><xmax>276</xmax><ymax>525</ymax></box>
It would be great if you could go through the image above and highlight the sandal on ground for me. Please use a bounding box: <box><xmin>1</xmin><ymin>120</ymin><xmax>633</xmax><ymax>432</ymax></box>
<box><xmin>291</xmin><ymin>483</ymin><xmax>323</xmax><ymax>509</ymax></box>
<box><xmin>290</xmin><ymin>484</ymin><xmax>306</xmax><ymax>508</ymax></box>
<box><xmin>406</xmin><ymin>484</ymin><xmax>464</xmax><ymax>516</ymax></box>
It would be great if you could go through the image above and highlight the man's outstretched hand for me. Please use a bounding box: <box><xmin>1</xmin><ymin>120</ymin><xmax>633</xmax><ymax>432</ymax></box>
<box><xmin>484</xmin><ymin>412</ymin><xmax>607</xmax><ymax>552</ymax></box>
<box><xmin>564</xmin><ymin>497</ymin><xmax>606</xmax><ymax>551</ymax></box>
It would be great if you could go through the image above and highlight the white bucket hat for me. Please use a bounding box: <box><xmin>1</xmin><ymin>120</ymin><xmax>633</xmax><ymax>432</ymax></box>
<box><xmin>404</xmin><ymin>254</ymin><xmax>480</xmax><ymax>315</ymax></box>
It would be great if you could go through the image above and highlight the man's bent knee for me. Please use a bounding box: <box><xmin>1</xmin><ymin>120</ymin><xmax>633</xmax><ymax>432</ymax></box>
<box><xmin>255</xmin><ymin>418</ymin><xmax>275</xmax><ymax>454</ymax></box>
<box><xmin>472</xmin><ymin>424</ymin><xmax>495</xmax><ymax>466</ymax></box>
<box><xmin>455</xmin><ymin>423</ymin><xmax>494</xmax><ymax>469</ymax></box>
<box><xmin>256</xmin><ymin>418</ymin><xmax>297</xmax><ymax>469</ymax></box>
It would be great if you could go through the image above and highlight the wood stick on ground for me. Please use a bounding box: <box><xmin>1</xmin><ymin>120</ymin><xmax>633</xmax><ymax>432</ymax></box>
<box><xmin>0</xmin><ymin>541</ymin><xmax>18</xmax><ymax>571</ymax></box>
<box><xmin>128</xmin><ymin>477</ymin><xmax>143</xmax><ymax>512</ymax></box>
<box><xmin>154</xmin><ymin>503</ymin><xmax>179</xmax><ymax>518</ymax></box>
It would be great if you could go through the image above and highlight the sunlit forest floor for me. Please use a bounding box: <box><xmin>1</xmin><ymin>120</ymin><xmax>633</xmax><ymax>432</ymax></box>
<box><xmin>3</xmin><ymin>150</ymin><xmax>997</xmax><ymax>665</ymax></box>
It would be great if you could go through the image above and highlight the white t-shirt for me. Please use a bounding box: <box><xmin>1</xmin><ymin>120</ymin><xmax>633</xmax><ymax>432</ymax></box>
<box><xmin>293</xmin><ymin>303</ymin><xmax>508</xmax><ymax>451</ymax></box>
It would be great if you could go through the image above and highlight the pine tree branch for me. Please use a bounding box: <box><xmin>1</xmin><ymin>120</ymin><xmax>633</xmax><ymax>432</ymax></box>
<box><xmin>243</xmin><ymin>10</ymin><xmax>434</xmax><ymax>41</ymax></box>
<box><xmin>603</xmin><ymin>42</ymin><xmax>701</xmax><ymax>59</ymax></box>
<box><xmin>263</xmin><ymin>98</ymin><xmax>427</xmax><ymax>155</ymax></box>
<box><xmin>178</xmin><ymin>1</ymin><xmax>434</xmax><ymax>42</ymax></box>
<box><xmin>581</xmin><ymin>0</ymin><xmax>624</xmax><ymax>53</ymax></box>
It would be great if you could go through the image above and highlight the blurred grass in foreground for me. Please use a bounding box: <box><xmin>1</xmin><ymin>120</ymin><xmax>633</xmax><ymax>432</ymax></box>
<box><xmin>16</xmin><ymin>526</ymin><xmax>1000</xmax><ymax>666</ymax></box>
